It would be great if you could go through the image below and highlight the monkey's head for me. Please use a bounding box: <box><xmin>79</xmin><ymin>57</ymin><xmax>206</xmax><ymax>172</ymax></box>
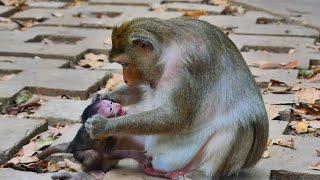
<box><xmin>81</xmin><ymin>100</ymin><xmax>125</xmax><ymax>123</ymax></box>
<box><xmin>109</xmin><ymin>18</ymin><xmax>166</xmax><ymax>87</ymax></box>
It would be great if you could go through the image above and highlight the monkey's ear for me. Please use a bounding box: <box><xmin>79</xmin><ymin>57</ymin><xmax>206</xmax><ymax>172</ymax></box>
<box><xmin>130</xmin><ymin>37</ymin><xmax>154</xmax><ymax>53</ymax></box>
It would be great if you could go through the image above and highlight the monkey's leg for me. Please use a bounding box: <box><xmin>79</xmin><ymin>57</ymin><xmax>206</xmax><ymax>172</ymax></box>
<box><xmin>104</xmin><ymin>150</ymin><xmax>153</xmax><ymax>168</ymax></box>
<box><xmin>105</xmin><ymin>150</ymin><xmax>187</xmax><ymax>179</ymax></box>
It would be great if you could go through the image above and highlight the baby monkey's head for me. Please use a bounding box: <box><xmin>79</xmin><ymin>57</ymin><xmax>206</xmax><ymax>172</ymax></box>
<box><xmin>81</xmin><ymin>100</ymin><xmax>125</xmax><ymax>123</ymax></box>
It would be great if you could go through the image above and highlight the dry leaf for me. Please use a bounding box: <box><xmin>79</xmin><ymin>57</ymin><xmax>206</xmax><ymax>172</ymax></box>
<box><xmin>254</xmin><ymin>60</ymin><xmax>299</xmax><ymax>69</ymax></box>
<box><xmin>296</xmin><ymin>121</ymin><xmax>309</xmax><ymax>134</ymax></box>
<box><xmin>293</xmin><ymin>103</ymin><xmax>320</xmax><ymax>117</ymax></box>
<box><xmin>309</xmin><ymin>162</ymin><xmax>320</xmax><ymax>171</ymax></box>
<box><xmin>64</xmin><ymin>159</ymin><xmax>81</xmax><ymax>172</ymax></box>
<box><xmin>268</xmin><ymin>138</ymin><xmax>295</xmax><ymax>149</ymax></box>
<box><xmin>78</xmin><ymin>53</ymin><xmax>108</xmax><ymax>69</ymax></box>
<box><xmin>22</xmin><ymin>141</ymin><xmax>38</xmax><ymax>157</ymax></box>
<box><xmin>0</xmin><ymin>0</ymin><xmax>15</xmax><ymax>5</ymax></box>
<box><xmin>259</xmin><ymin>62</ymin><xmax>283</xmax><ymax>69</ymax></box>
<box><xmin>51</xmin><ymin>12</ymin><xmax>64</xmax><ymax>17</ymax></box>
<box><xmin>283</xmin><ymin>60</ymin><xmax>299</xmax><ymax>69</ymax></box>
<box><xmin>222</xmin><ymin>5</ymin><xmax>245</xmax><ymax>15</ymax></box>
<box><xmin>47</xmin><ymin>162</ymin><xmax>61</xmax><ymax>172</ymax></box>
<box><xmin>307</xmin><ymin>74</ymin><xmax>320</xmax><ymax>83</ymax></box>
<box><xmin>183</xmin><ymin>10</ymin><xmax>207</xmax><ymax>19</ymax></box>
<box><xmin>267</xmin><ymin>79</ymin><xmax>292</xmax><ymax>94</ymax></box>
<box><xmin>316</xmin><ymin>149</ymin><xmax>320</xmax><ymax>157</ymax></box>
<box><xmin>262</xmin><ymin>150</ymin><xmax>270</xmax><ymax>158</ymax></box>
<box><xmin>8</xmin><ymin>156</ymin><xmax>39</xmax><ymax>164</ymax></box>
<box><xmin>212</xmin><ymin>0</ymin><xmax>230</xmax><ymax>6</ymax></box>
<box><xmin>0</xmin><ymin>74</ymin><xmax>15</xmax><ymax>81</ymax></box>
<box><xmin>105</xmin><ymin>73</ymin><xmax>125</xmax><ymax>92</ymax></box>
<box><xmin>295</xmin><ymin>88</ymin><xmax>320</xmax><ymax>104</ymax></box>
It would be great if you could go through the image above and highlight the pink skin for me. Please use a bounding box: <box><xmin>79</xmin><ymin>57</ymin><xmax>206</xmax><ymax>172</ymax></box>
<box><xmin>95</xmin><ymin>100</ymin><xmax>126</xmax><ymax>118</ymax></box>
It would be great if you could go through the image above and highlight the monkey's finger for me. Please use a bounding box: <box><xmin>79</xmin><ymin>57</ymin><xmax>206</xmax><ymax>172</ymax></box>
<box><xmin>91</xmin><ymin>93</ymin><xmax>102</xmax><ymax>103</ymax></box>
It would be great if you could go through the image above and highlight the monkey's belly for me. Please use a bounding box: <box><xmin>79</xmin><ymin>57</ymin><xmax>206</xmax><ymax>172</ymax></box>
<box><xmin>145</xmin><ymin>131</ymin><xmax>209</xmax><ymax>172</ymax></box>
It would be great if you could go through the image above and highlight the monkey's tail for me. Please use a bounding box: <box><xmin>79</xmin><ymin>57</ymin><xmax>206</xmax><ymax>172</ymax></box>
<box><xmin>37</xmin><ymin>143</ymin><xmax>70</xmax><ymax>160</ymax></box>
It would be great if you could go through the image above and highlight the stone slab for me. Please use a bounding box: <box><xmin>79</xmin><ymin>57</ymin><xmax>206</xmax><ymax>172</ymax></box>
<box><xmin>242</xmin><ymin>51</ymin><xmax>315</xmax><ymax>69</ymax></box>
<box><xmin>0</xmin><ymin>168</ymin><xmax>53</xmax><ymax>180</ymax></box>
<box><xmin>262</xmin><ymin>93</ymin><xmax>295</xmax><ymax>105</ymax></box>
<box><xmin>201</xmin><ymin>11</ymin><xmax>275</xmax><ymax>29</ymax></box>
<box><xmin>235</xmin><ymin>24</ymin><xmax>319</xmax><ymax>37</ymax></box>
<box><xmin>0</xmin><ymin>26</ymin><xmax>111</xmax><ymax>60</ymax></box>
<box><xmin>229</xmin><ymin>34</ymin><xmax>316</xmax><ymax>54</ymax></box>
<box><xmin>0</xmin><ymin>69</ymin><xmax>110</xmax><ymax>99</ymax></box>
<box><xmin>251</xmin><ymin>68</ymin><xmax>299</xmax><ymax>85</ymax></box>
<box><xmin>0</xmin><ymin>6</ymin><xmax>16</xmax><ymax>17</ymax></box>
<box><xmin>234</xmin><ymin>0</ymin><xmax>320</xmax><ymax>30</ymax></box>
<box><xmin>28</xmin><ymin>1</ymin><xmax>67</xmax><ymax>8</ymax></box>
<box><xmin>89</xmin><ymin>0</ymin><xmax>161</xmax><ymax>6</ymax></box>
<box><xmin>0</xmin><ymin>21</ymin><xmax>18</xmax><ymax>31</ymax></box>
<box><xmin>0</xmin><ymin>117</ymin><xmax>47</xmax><ymax>164</ymax></box>
<box><xmin>256</xmin><ymin>131</ymin><xmax>320</xmax><ymax>176</ymax></box>
<box><xmin>0</xmin><ymin>56</ymin><xmax>68</xmax><ymax>70</ymax></box>
<box><xmin>32</xmin><ymin>99</ymin><xmax>91</xmax><ymax>123</ymax></box>
<box><xmin>164</xmin><ymin>2</ymin><xmax>224</xmax><ymax>14</ymax></box>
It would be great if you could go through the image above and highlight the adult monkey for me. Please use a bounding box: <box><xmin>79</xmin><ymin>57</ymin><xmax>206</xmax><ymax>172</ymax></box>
<box><xmin>86</xmin><ymin>17</ymin><xmax>269</xmax><ymax>178</ymax></box>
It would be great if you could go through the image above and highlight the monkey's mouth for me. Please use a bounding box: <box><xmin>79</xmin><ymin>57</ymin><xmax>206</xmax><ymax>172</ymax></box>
<box><xmin>113</xmin><ymin>103</ymin><xmax>126</xmax><ymax>116</ymax></box>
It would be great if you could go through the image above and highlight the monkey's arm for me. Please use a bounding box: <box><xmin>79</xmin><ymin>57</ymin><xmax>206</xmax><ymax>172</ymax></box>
<box><xmin>85</xmin><ymin>106</ymin><xmax>189</xmax><ymax>138</ymax></box>
<box><xmin>93</xmin><ymin>85</ymin><xmax>143</xmax><ymax>106</ymax></box>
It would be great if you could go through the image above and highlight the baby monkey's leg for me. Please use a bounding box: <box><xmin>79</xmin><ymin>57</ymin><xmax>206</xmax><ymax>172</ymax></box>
<box><xmin>105</xmin><ymin>150</ymin><xmax>187</xmax><ymax>179</ymax></box>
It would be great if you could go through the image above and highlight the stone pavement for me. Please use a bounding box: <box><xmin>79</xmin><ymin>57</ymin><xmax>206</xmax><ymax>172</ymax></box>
<box><xmin>0</xmin><ymin>0</ymin><xmax>319</xmax><ymax>179</ymax></box>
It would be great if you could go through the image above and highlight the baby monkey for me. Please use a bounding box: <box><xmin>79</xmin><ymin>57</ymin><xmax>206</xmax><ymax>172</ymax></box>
<box><xmin>38</xmin><ymin>100</ymin><xmax>153</xmax><ymax>180</ymax></box>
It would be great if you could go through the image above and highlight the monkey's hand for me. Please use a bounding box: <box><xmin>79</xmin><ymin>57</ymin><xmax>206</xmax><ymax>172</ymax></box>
<box><xmin>85</xmin><ymin>114</ymin><xmax>112</xmax><ymax>139</ymax></box>
<box><xmin>92</xmin><ymin>92</ymin><xmax>117</xmax><ymax>103</ymax></box>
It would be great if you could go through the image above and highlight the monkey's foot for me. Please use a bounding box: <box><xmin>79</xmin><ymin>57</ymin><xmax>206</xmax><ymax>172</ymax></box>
<box><xmin>144</xmin><ymin>167</ymin><xmax>186</xmax><ymax>180</ymax></box>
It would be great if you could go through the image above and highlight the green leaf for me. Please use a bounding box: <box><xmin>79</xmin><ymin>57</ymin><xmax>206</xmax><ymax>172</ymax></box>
<box><xmin>36</xmin><ymin>135</ymin><xmax>55</xmax><ymax>150</ymax></box>
<box><xmin>15</xmin><ymin>90</ymin><xmax>33</xmax><ymax>105</ymax></box>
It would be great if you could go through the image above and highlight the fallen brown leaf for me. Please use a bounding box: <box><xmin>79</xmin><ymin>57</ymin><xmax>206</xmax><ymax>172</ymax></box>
<box><xmin>267</xmin><ymin>79</ymin><xmax>293</xmax><ymax>94</ymax></box>
<box><xmin>268</xmin><ymin>138</ymin><xmax>295</xmax><ymax>149</ymax></box>
<box><xmin>307</xmin><ymin>74</ymin><xmax>320</xmax><ymax>83</ymax></box>
<box><xmin>0</xmin><ymin>0</ymin><xmax>15</xmax><ymax>5</ymax></box>
<box><xmin>47</xmin><ymin>161</ymin><xmax>61</xmax><ymax>172</ymax></box>
<box><xmin>262</xmin><ymin>150</ymin><xmax>270</xmax><ymax>158</ymax></box>
<box><xmin>295</xmin><ymin>88</ymin><xmax>320</xmax><ymax>104</ymax></box>
<box><xmin>309</xmin><ymin>162</ymin><xmax>320</xmax><ymax>171</ymax></box>
<box><xmin>0</xmin><ymin>74</ymin><xmax>15</xmax><ymax>81</ymax></box>
<box><xmin>282</xmin><ymin>60</ymin><xmax>299</xmax><ymax>69</ymax></box>
<box><xmin>78</xmin><ymin>53</ymin><xmax>108</xmax><ymax>69</ymax></box>
<box><xmin>183</xmin><ymin>10</ymin><xmax>207</xmax><ymax>19</ymax></box>
<box><xmin>295</xmin><ymin>121</ymin><xmax>309</xmax><ymax>134</ymax></box>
